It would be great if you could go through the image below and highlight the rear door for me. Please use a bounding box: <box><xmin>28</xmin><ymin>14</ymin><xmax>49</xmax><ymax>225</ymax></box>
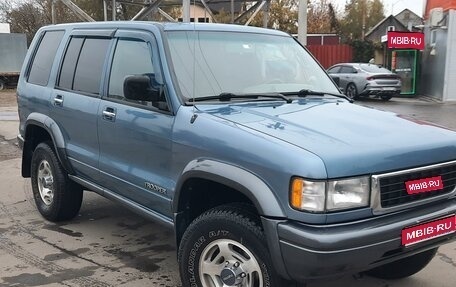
<box><xmin>97</xmin><ymin>30</ymin><xmax>174</xmax><ymax>218</ymax></box>
<box><xmin>51</xmin><ymin>31</ymin><xmax>113</xmax><ymax>181</ymax></box>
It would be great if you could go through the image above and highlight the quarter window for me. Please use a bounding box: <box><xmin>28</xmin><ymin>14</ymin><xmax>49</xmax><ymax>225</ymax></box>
<box><xmin>28</xmin><ymin>30</ymin><xmax>64</xmax><ymax>86</ymax></box>
<box><xmin>108</xmin><ymin>39</ymin><xmax>154</xmax><ymax>103</ymax></box>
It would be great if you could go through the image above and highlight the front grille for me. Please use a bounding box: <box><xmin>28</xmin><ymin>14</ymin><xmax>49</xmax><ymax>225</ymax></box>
<box><xmin>379</xmin><ymin>163</ymin><xmax>456</xmax><ymax>208</ymax></box>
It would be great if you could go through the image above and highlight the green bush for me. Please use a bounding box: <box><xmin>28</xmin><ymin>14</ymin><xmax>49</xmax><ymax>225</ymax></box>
<box><xmin>350</xmin><ymin>40</ymin><xmax>375</xmax><ymax>63</ymax></box>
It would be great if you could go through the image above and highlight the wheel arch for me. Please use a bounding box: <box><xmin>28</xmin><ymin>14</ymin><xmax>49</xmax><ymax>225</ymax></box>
<box><xmin>22</xmin><ymin>113</ymin><xmax>74</xmax><ymax>177</ymax></box>
<box><xmin>173</xmin><ymin>159</ymin><xmax>290</xmax><ymax>280</ymax></box>
<box><xmin>173</xmin><ymin>159</ymin><xmax>285</xmax><ymax>240</ymax></box>
<box><xmin>173</xmin><ymin>159</ymin><xmax>285</xmax><ymax>215</ymax></box>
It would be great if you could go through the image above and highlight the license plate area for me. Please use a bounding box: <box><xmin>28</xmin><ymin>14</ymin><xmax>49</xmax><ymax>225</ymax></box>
<box><xmin>402</xmin><ymin>215</ymin><xmax>456</xmax><ymax>246</ymax></box>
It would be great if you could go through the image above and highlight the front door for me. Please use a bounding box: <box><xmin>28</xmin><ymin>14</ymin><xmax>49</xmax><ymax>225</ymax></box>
<box><xmin>97</xmin><ymin>30</ymin><xmax>174</xmax><ymax>218</ymax></box>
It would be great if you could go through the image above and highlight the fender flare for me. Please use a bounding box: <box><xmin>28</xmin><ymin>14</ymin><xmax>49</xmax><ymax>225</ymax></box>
<box><xmin>24</xmin><ymin>113</ymin><xmax>74</xmax><ymax>174</ymax></box>
<box><xmin>173</xmin><ymin>159</ymin><xmax>285</xmax><ymax>218</ymax></box>
<box><xmin>172</xmin><ymin>159</ymin><xmax>290</xmax><ymax>279</ymax></box>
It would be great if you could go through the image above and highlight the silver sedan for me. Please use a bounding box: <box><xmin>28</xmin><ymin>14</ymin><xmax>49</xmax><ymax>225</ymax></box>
<box><xmin>327</xmin><ymin>63</ymin><xmax>402</xmax><ymax>101</ymax></box>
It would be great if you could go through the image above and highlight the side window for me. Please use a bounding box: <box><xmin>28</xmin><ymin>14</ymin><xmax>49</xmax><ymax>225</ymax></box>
<box><xmin>28</xmin><ymin>30</ymin><xmax>64</xmax><ymax>86</ymax></box>
<box><xmin>327</xmin><ymin>66</ymin><xmax>340</xmax><ymax>73</ymax></box>
<box><xmin>108</xmin><ymin>39</ymin><xmax>155</xmax><ymax>104</ymax></box>
<box><xmin>73</xmin><ymin>38</ymin><xmax>110</xmax><ymax>95</ymax></box>
<box><xmin>340</xmin><ymin>66</ymin><xmax>355</xmax><ymax>74</ymax></box>
<box><xmin>58</xmin><ymin>37</ymin><xmax>84</xmax><ymax>90</ymax></box>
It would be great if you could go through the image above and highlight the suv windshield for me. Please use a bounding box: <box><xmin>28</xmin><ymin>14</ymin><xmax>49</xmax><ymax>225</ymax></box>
<box><xmin>166</xmin><ymin>31</ymin><xmax>339</xmax><ymax>100</ymax></box>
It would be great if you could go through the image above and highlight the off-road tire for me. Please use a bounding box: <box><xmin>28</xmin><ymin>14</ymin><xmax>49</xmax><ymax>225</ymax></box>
<box><xmin>365</xmin><ymin>248</ymin><xmax>438</xmax><ymax>279</ymax></box>
<box><xmin>178</xmin><ymin>204</ymin><xmax>283</xmax><ymax>287</ymax></box>
<box><xmin>31</xmin><ymin>142</ymin><xmax>83</xmax><ymax>221</ymax></box>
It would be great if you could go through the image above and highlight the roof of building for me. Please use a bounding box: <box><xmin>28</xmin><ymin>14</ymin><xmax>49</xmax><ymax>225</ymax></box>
<box><xmin>365</xmin><ymin>15</ymin><xmax>408</xmax><ymax>38</ymax></box>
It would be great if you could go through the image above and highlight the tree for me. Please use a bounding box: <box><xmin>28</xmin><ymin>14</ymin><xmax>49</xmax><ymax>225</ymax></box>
<box><xmin>307</xmin><ymin>0</ymin><xmax>332</xmax><ymax>33</ymax></box>
<box><xmin>0</xmin><ymin>1</ymin><xmax>50</xmax><ymax>45</ymax></box>
<box><xmin>250</xmin><ymin>0</ymin><xmax>299</xmax><ymax>34</ymax></box>
<box><xmin>0</xmin><ymin>0</ymin><xmax>143</xmax><ymax>43</ymax></box>
<box><xmin>340</xmin><ymin>0</ymin><xmax>385</xmax><ymax>40</ymax></box>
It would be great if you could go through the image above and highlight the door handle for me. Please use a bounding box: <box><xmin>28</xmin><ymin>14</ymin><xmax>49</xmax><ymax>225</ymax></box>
<box><xmin>102</xmin><ymin>107</ymin><xmax>116</xmax><ymax>121</ymax></box>
<box><xmin>54</xmin><ymin>95</ymin><xmax>64</xmax><ymax>106</ymax></box>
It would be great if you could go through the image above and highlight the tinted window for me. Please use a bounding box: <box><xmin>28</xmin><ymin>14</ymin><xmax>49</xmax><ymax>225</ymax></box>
<box><xmin>340</xmin><ymin>66</ymin><xmax>356</xmax><ymax>73</ymax></box>
<box><xmin>58</xmin><ymin>37</ymin><xmax>84</xmax><ymax>89</ymax></box>
<box><xmin>73</xmin><ymin>38</ymin><xmax>110</xmax><ymax>94</ymax></box>
<box><xmin>28</xmin><ymin>30</ymin><xmax>64</xmax><ymax>86</ymax></box>
<box><xmin>327</xmin><ymin>66</ymin><xmax>340</xmax><ymax>73</ymax></box>
<box><xmin>108</xmin><ymin>39</ymin><xmax>154</xmax><ymax>102</ymax></box>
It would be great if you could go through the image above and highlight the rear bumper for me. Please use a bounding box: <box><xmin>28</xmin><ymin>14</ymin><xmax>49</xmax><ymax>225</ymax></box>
<box><xmin>276</xmin><ymin>199</ymin><xmax>456</xmax><ymax>282</ymax></box>
<box><xmin>362</xmin><ymin>87</ymin><xmax>401</xmax><ymax>95</ymax></box>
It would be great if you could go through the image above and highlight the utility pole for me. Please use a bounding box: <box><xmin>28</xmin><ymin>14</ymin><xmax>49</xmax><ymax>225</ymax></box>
<box><xmin>298</xmin><ymin>0</ymin><xmax>307</xmax><ymax>45</ymax></box>
<box><xmin>361</xmin><ymin>0</ymin><xmax>366</xmax><ymax>39</ymax></box>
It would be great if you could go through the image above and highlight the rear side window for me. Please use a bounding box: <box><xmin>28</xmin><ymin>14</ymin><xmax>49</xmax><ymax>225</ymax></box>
<box><xmin>28</xmin><ymin>30</ymin><xmax>64</xmax><ymax>86</ymax></box>
<box><xmin>72</xmin><ymin>38</ymin><xmax>110</xmax><ymax>95</ymax></box>
<box><xmin>340</xmin><ymin>66</ymin><xmax>356</xmax><ymax>73</ymax></box>
<box><xmin>58</xmin><ymin>37</ymin><xmax>84</xmax><ymax>89</ymax></box>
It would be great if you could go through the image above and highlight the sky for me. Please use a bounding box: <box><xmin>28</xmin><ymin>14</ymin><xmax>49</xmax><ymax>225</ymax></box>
<box><xmin>332</xmin><ymin>0</ymin><xmax>426</xmax><ymax>17</ymax></box>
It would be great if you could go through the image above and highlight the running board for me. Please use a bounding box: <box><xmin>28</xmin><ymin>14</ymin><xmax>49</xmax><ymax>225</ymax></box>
<box><xmin>69</xmin><ymin>175</ymin><xmax>174</xmax><ymax>228</ymax></box>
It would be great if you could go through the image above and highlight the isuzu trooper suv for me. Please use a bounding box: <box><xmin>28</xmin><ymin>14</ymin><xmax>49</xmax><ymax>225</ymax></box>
<box><xmin>17</xmin><ymin>22</ymin><xmax>456</xmax><ymax>287</ymax></box>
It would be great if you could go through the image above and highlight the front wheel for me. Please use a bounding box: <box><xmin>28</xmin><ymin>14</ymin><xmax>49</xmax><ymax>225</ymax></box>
<box><xmin>365</xmin><ymin>248</ymin><xmax>438</xmax><ymax>279</ymax></box>
<box><xmin>178</xmin><ymin>204</ymin><xmax>283</xmax><ymax>287</ymax></box>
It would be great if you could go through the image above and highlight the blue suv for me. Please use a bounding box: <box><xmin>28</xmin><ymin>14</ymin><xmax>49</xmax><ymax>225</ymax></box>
<box><xmin>17</xmin><ymin>22</ymin><xmax>456</xmax><ymax>287</ymax></box>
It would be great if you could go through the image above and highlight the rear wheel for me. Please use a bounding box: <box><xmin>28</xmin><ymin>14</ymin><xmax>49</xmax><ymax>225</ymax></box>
<box><xmin>345</xmin><ymin>83</ymin><xmax>358</xmax><ymax>100</ymax></box>
<box><xmin>31</xmin><ymin>142</ymin><xmax>83</xmax><ymax>221</ymax></box>
<box><xmin>178</xmin><ymin>204</ymin><xmax>284</xmax><ymax>287</ymax></box>
<box><xmin>365</xmin><ymin>248</ymin><xmax>438</xmax><ymax>279</ymax></box>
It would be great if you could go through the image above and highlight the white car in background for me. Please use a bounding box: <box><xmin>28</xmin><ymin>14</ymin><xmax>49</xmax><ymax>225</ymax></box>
<box><xmin>328</xmin><ymin>63</ymin><xmax>402</xmax><ymax>101</ymax></box>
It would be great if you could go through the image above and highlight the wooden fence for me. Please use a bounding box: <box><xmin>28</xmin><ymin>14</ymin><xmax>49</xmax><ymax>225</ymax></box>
<box><xmin>307</xmin><ymin>45</ymin><xmax>353</xmax><ymax>69</ymax></box>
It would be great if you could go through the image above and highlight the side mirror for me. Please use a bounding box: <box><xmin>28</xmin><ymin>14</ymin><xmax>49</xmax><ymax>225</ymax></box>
<box><xmin>123</xmin><ymin>74</ymin><xmax>160</xmax><ymax>102</ymax></box>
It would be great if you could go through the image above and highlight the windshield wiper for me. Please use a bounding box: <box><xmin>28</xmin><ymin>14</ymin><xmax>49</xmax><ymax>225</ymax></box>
<box><xmin>187</xmin><ymin>92</ymin><xmax>293</xmax><ymax>104</ymax></box>
<box><xmin>282</xmin><ymin>89</ymin><xmax>353</xmax><ymax>103</ymax></box>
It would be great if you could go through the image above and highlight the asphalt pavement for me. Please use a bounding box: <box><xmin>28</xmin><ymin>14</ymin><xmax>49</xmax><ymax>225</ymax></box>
<box><xmin>0</xmin><ymin>96</ymin><xmax>455</xmax><ymax>287</ymax></box>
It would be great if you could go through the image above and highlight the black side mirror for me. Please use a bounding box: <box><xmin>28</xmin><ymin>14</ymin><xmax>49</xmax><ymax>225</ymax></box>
<box><xmin>123</xmin><ymin>74</ymin><xmax>160</xmax><ymax>102</ymax></box>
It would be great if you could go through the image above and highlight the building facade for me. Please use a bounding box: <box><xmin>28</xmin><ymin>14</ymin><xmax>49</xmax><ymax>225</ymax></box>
<box><xmin>421</xmin><ymin>0</ymin><xmax>456</xmax><ymax>101</ymax></box>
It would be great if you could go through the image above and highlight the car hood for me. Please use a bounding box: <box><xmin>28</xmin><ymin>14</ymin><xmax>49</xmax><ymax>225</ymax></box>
<box><xmin>196</xmin><ymin>100</ymin><xmax>456</xmax><ymax>178</ymax></box>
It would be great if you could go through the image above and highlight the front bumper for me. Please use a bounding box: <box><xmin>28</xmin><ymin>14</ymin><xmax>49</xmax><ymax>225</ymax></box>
<box><xmin>275</xmin><ymin>199</ymin><xmax>456</xmax><ymax>281</ymax></box>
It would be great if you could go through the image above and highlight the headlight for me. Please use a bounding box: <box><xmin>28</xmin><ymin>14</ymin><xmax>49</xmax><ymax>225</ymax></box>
<box><xmin>290</xmin><ymin>176</ymin><xmax>370</xmax><ymax>212</ymax></box>
<box><xmin>326</xmin><ymin>177</ymin><xmax>370</xmax><ymax>211</ymax></box>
